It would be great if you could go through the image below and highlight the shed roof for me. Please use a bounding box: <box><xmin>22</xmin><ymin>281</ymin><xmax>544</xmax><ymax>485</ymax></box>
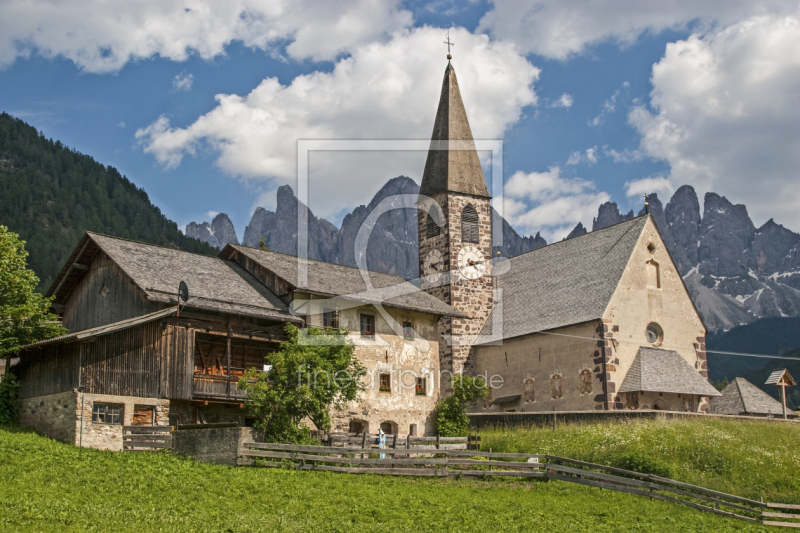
<box><xmin>221</xmin><ymin>245</ymin><xmax>467</xmax><ymax>318</ymax></box>
<box><xmin>48</xmin><ymin>233</ymin><xmax>300</xmax><ymax>323</ymax></box>
<box><xmin>710</xmin><ymin>377</ymin><xmax>796</xmax><ymax>417</ymax></box>
<box><xmin>18</xmin><ymin>308</ymin><xmax>178</xmax><ymax>351</ymax></box>
<box><xmin>619</xmin><ymin>347</ymin><xmax>720</xmax><ymax>396</ymax></box>
<box><xmin>477</xmin><ymin>216</ymin><xmax>648</xmax><ymax>342</ymax></box>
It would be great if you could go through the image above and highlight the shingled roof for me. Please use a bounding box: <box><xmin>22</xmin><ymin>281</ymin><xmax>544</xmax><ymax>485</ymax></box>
<box><xmin>710</xmin><ymin>377</ymin><xmax>796</xmax><ymax>417</ymax></box>
<box><xmin>48</xmin><ymin>233</ymin><xmax>299</xmax><ymax>323</ymax></box>
<box><xmin>619</xmin><ymin>347</ymin><xmax>720</xmax><ymax>396</ymax></box>
<box><xmin>478</xmin><ymin>216</ymin><xmax>649</xmax><ymax>342</ymax></box>
<box><xmin>221</xmin><ymin>245</ymin><xmax>468</xmax><ymax>318</ymax></box>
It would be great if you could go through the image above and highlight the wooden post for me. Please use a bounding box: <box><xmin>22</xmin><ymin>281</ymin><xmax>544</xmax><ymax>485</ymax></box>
<box><xmin>553</xmin><ymin>412</ymin><xmax>557</xmax><ymax>432</ymax></box>
<box><xmin>361</xmin><ymin>432</ymin><xmax>367</xmax><ymax>459</ymax></box>
<box><xmin>436</xmin><ymin>434</ymin><xmax>440</xmax><ymax>450</ymax></box>
<box><xmin>406</xmin><ymin>432</ymin><xmax>410</xmax><ymax>458</ymax></box>
<box><xmin>225</xmin><ymin>328</ymin><xmax>232</xmax><ymax>398</ymax></box>
<box><xmin>781</xmin><ymin>383</ymin><xmax>787</xmax><ymax>420</ymax></box>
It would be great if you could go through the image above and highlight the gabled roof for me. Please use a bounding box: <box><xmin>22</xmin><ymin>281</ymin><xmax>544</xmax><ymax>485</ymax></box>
<box><xmin>765</xmin><ymin>369</ymin><xmax>796</xmax><ymax>386</ymax></box>
<box><xmin>418</xmin><ymin>62</ymin><xmax>490</xmax><ymax>199</ymax></box>
<box><xmin>711</xmin><ymin>377</ymin><xmax>796</xmax><ymax>417</ymax></box>
<box><xmin>478</xmin><ymin>216</ymin><xmax>648</xmax><ymax>342</ymax></box>
<box><xmin>220</xmin><ymin>245</ymin><xmax>468</xmax><ymax>318</ymax></box>
<box><xmin>48</xmin><ymin>233</ymin><xmax>300</xmax><ymax>323</ymax></box>
<box><xmin>619</xmin><ymin>347</ymin><xmax>720</xmax><ymax>396</ymax></box>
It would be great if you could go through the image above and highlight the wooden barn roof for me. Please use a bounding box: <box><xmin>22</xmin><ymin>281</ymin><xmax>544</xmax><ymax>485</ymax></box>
<box><xmin>47</xmin><ymin>233</ymin><xmax>301</xmax><ymax>323</ymax></box>
<box><xmin>220</xmin><ymin>245</ymin><xmax>468</xmax><ymax>318</ymax></box>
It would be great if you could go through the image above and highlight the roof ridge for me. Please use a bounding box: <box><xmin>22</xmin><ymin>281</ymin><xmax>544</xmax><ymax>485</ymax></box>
<box><xmin>229</xmin><ymin>244</ymin><xmax>411</xmax><ymax>283</ymax></box>
<box><xmin>87</xmin><ymin>231</ymin><xmax>220</xmax><ymax>261</ymax></box>
<box><xmin>506</xmin><ymin>214</ymin><xmax>648</xmax><ymax>262</ymax></box>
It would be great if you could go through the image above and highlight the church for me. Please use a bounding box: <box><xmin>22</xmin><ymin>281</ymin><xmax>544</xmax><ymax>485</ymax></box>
<box><xmin>10</xmin><ymin>58</ymin><xmax>719</xmax><ymax>449</ymax></box>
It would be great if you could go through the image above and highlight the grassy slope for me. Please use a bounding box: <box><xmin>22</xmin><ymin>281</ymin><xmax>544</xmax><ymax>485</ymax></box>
<box><xmin>0</xmin><ymin>424</ymin><xmax>786</xmax><ymax>533</ymax></box>
<box><xmin>482</xmin><ymin>418</ymin><xmax>800</xmax><ymax>503</ymax></box>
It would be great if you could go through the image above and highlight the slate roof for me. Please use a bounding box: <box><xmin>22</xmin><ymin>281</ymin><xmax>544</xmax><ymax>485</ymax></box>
<box><xmin>221</xmin><ymin>245</ymin><xmax>468</xmax><ymax>318</ymax></box>
<box><xmin>710</xmin><ymin>377</ymin><xmax>797</xmax><ymax>417</ymax></box>
<box><xmin>619</xmin><ymin>347</ymin><xmax>721</xmax><ymax>396</ymax></box>
<box><xmin>418</xmin><ymin>62</ymin><xmax>490</xmax><ymax>199</ymax></box>
<box><xmin>48</xmin><ymin>233</ymin><xmax>300</xmax><ymax>323</ymax></box>
<box><xmin>477</xmin><ymin>216</ymin><xmax>649</xmax><ymax>342</ymax></box>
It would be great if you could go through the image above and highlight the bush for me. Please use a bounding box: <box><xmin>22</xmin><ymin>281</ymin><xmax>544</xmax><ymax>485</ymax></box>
<box><xmin>0</xmin><ymin>372</ymin><xmax>20</xmax><ymax>425</ymax></box>
<box><xmin>435</xmin><ymin>375</ymin><xmax>488</xmax><ymax>437</ymax></box>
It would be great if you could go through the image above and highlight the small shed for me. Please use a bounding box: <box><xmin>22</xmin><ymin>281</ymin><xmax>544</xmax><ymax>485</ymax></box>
<box><xmin>710</xmin><ymin>377</ymin><xmax>797</xmax><ymax>418</ymax></box>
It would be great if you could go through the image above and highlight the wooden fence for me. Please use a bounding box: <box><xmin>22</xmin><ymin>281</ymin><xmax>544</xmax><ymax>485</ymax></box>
<box><xmin>122</xmin><ymin>426</ymin><xmax>171</xmax><ymax>451</ymax></box>
<box><xmin>238</xmin><ymin>442</ymin><xmax>799</xmax><ymax>528</ymax></box>
<box><xmin>326</xmin><ymin>432</ymin><xmax>468</xmax><ymax>450</ymax></box>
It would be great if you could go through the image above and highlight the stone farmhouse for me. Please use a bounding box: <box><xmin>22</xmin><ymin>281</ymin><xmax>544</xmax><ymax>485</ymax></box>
<box><xmin>11</xmin><ymin>59</ymin><xmax>721</xmax><ymax>450</ymax></box>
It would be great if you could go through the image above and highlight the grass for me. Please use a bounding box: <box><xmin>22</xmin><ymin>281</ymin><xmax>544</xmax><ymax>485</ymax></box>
<box><xmin>481</xmin><ymin>417</ymin><xmax>800</xmax><ymax>504</ymax></box>
<box><xmin>0</xmin><ymin>421</ymin><xmax>792</xmax><ymax>532</ymax></box>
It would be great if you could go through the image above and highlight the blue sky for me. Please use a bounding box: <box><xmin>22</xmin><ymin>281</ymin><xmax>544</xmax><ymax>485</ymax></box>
<box><xmin>1</xmin><ymin>1</ymin><xmax>798</xmax><ymax>242</ymax></box>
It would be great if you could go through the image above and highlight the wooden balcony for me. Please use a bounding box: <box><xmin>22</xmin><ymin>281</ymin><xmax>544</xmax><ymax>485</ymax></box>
<box><xmin>192</xmin><ymin>373</ymin><xmax>249</xmax><ymax>400</ymax></box>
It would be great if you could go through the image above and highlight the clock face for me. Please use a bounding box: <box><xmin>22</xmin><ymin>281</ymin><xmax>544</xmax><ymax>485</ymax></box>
<box><xmin>457</xmin><ymin>245</ymin><xmax>485</xmax><ymax>280</ymax></box>
<box><xmin>423</xmin><ymin>249</ymin><xmax>444</xmax><ymax>284</ymax></box>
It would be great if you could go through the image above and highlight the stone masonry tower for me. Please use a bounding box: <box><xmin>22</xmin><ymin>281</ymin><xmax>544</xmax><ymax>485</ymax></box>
<box><xmin>417</xmin><ymin>60</ymin><xmax>493</xmax><ymax>381</ymax></box>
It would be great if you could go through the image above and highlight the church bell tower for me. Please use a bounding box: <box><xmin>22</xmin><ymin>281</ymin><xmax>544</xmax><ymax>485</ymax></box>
<box><xmin>417</xmin><ymin>57</ymin><xmax>494</xmax><ymax>379</ymax></box>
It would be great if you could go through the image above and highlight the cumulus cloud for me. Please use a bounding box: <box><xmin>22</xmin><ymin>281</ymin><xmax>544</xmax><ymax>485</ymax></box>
<box><xmin>624</xmin><ymin>176</ymin><xmax>673</xmax><ymax>199</ymax></box>
<box><xmin>499</xmin><ymin>166</ymin><xmax>609</xmax><ymax>241</ymax></box>
<box><xmin>629</xmin><ymin>13</ymin><xmax>800</xmax><ymax>228</ymax></box>
<box><xmin>603</xmin><ymin>146</ymin><xmax>642</xmax><ymax>163</ymax></box>
<box><xmin>0</xmin><ymin>0</ymin><xmax>412</xmax><ymax>72</ymax></box>
<box><xmin>173</xmin><ymin>71</ymin><xmax>194</xmax><ymax>91</ymax></box>
<box><xmin>565</xmin><ymin>147</ymin><xmax>598</xmax><ymax>166</ymax></box>
<box><xmin>478</xmin><ymin>0</ymin><xmax>795</xmax><ymax>59</ymax></box>
<box><xmin>136</xmin><ymin>26</ymin><xmax>540</xmax><ymax>219</ymax></box>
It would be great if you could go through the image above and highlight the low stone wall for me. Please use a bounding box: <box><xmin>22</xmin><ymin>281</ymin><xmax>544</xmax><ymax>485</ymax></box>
<box><xmin>18</xmin><ymin>390</ymin><xmax>78</xmax><ymax>444</ymax></box>
<box><xmin>468</xmin><ymin>409</ymin><xmax>800</xmax><ymax>429</ymax></box>
<box><xmin>172</xmin><ymin>425</ymin><xmax>262</xmax><ymax>465</ymax></box>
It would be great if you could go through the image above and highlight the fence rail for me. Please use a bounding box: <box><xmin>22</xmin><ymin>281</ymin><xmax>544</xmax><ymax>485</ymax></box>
<box><xmin>122</xmin><ymin>426</ymin><xmax>171</xmax><ymax>451</ymax></box>
<box><xmin>238</xmin><ymin>441</ymin><xmax>799</xmax><ymax>528</ymax></box>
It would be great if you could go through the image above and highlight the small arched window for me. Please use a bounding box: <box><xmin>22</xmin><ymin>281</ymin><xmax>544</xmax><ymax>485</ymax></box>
<box><xmin>461</xmin><ymin>204</ymin><xmax>479</xmax><ymax>243</ymax></box>
<box><xmin>426</xmin><ymin>214</ymin><xmax>440</xmax><ymax>238</ymax></box>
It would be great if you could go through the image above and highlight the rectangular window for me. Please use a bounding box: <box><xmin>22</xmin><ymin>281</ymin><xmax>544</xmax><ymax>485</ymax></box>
<box><xmin>360</xmin><ymin>314</ymin><xmax>375</xmax><ymax>339</ymax></box>
<box><xmin>323</xmin><ymin>310</ymin><xmax>339</xmax><ymax>329</ymax></box>
<box><xmin>403</xmin><ymin>321</ymin><xmax>415</xmax><ymax>342</ymax></box>
<box><xmin>92</xmin><ymin>403</ymin><xmax>123</xmax><ymax>425</ymax></box>
<box><xmin>415</xmin><ymin>377</ymin><xmax>426</xmax><ymax>396</ymax></box>
<box><xmin>379</xmin><ymin>373</ymin><xmax>391</xmax><ymax>393</ymax></box>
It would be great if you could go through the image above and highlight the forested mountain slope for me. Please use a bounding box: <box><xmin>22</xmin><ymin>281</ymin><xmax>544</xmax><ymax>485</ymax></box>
<box><xmin>0</xmin><ymin>113</ymin><xmax>216</xmax><ymax>291</ymax></box>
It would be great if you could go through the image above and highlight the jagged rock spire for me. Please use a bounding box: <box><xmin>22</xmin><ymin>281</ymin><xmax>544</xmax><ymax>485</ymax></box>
<box><xmin>419</xmin><ymin>62</ymin><xmax>490</xmax><ymax>199</ymax></box>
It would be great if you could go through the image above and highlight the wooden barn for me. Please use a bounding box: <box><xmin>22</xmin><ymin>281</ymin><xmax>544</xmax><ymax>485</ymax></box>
<box><xmin>12</xmin><ymin>232</ymin><xmax>302</xmax><ymax>450</ymax></box>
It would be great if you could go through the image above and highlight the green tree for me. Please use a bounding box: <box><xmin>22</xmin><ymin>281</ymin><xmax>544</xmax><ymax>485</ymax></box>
<box><xmin>238</xmin><ymin>324</ymin><xmax>364</xmax><ymax>443</ymax></box>
<box><xmin>435</xmin><ymin>375</ymin><xmax>489</xmax><ymax>437</ymax></box>
<box><xmin>0</xmin><ymin>226</ymin><xmax>66</xmax><ymax>357</ymax></box>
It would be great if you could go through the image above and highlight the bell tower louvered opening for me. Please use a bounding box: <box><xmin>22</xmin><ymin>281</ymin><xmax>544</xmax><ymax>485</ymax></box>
<box><xmin>461</xmin><ymin>204</ymin><xmax>479</xmax><ymax>243</ymax></box>
<box><xmin>426</xmin><ymin>214</ymin><xmax>441</xmax><ymax>238</ymax></box>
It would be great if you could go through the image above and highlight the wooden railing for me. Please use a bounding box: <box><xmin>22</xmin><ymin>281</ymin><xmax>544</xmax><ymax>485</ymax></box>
<box><xmin>192</xmin><ymin>373</ymin><xmax>248</xmax><ymax>400</ymax></box>
<box><xmin>122</xmin><ymin>426</ymin><xmax>171</xmax><ymax>451</ymax></box>
<box><xmin>237</xmin><ymin>442</ymin><xmax>800</xmax><ymax>528</ymax></box>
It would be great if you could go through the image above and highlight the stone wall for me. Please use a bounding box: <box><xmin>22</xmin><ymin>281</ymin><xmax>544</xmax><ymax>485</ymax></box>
<box><xmin>307</xmin><ymin>305</ymin><xmax>441</xmax><ymax>436</ymax></box>
<box><xmin>18</xmin><ymin>390</ymin><xmax>78</xmax><ymax>444</ymax></box>
<box><xmin>601</xmin><ymin>216</ymin><xmax>709</xmax><ymax>411</ymax></box>
<box><xmin>172</xmin><ymin>426</ymin><xmax>261</xmax><ymax>465</ymax></box>
<box><xmin>472</xmin><ymin>321</ymin><xmax>604</xmax><ymax>413</ymax></box>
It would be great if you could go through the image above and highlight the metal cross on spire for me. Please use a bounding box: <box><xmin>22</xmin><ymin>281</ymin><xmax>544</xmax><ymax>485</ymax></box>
<box><xmin>444</xmin><ymin>31</ymin><xmax>454</xmax><ymax>60</ymax></box>
<box><xmin>643</xmin><ymin>192</ymin><xmax>650</xmax><ymax>214</ymax></box>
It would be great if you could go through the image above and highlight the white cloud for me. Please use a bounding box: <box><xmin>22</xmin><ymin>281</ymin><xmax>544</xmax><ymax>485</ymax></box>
<box><xmin>565</xmin><ymin>146</ymin><xmax>598</xmax><ymax>166</ymax></box>
<box><xmin>590</xmin><ymin>84</ymin><xmax>629</xmax><ymax>127</ymax></box>
<box><xmin>205</xmin><ymin>210</ymin><xmax>219</xmax><ymax>220</ymax></box>
<box><xmin>550</xmin><ymin>93</ymin><xmax>573</xmax><ymax>108</ymax></box>
<box><xmin>136</xmin><ymin>26</ymin><xmax>540</xmax><ymax>219</ymax></box>
<box><xmin>629</xmin><ymin>13</ymin><xmax>800</xmax><ymax>228</ymax></box>
<box><xmin>499</xmin><ymin>166</ymin><xmax>609</xmax><ymax>240</ymax></box>
<box><xmin>0</xmin><ymin>0</ymin><xmax>413</xmax><ymax>73</ymax></box>
<box><xmin>173</xmin><ymin>71</ymin><xmax>194</xmax><ymax>91</ymax></box>
<box><xmin>478</xmin><ymin>0</ymin><xmax>795</xmax><ymax>59</ymax></box>
<box><xmin>603</xmin><ymin>146</ymin><xmax>642</xmax><ymax>163</ymax></box>
<box><xmin>117</xmin><ymin>121</ymin><xmax>125</xmax><ymax>129</ymax></box>
<box><xmin>624</xmin><ymin>176</ymin><xmax>673</xmax><ymax>199</ymax></box>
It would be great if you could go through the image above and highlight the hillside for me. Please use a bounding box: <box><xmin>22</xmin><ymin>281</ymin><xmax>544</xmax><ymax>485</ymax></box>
<box><xmin>0</xmin><ymin>113</ymin><xmax>217</xmax><ymax>291</ymax></box>
<box><xmin>0</xmin><ymin>423</ymin><xmax>787</xmax><ymax>531</ymax></box>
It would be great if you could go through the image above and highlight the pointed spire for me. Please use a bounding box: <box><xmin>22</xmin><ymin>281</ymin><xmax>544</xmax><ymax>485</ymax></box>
<box><xmin>419</xmin><ymin>63</ymin><xmax>490</xmax><ymax>199</ymax></box>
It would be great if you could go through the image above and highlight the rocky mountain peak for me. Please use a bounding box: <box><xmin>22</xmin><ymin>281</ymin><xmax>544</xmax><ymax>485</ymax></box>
<box><xmin>664</xmin><ymin>185</ymin><xmax>700</xmax><ymax>273</ymax></box>
<box><xmin>566</xmin><ymin>222</ymin><xmax>587</xmax><ymax>240</ymax></box>
<box><xmin>593</xmin><ymin>202</ymin><xmax>633</xmax><ymax>231</ymax></box>
<box><xmin>697</xmin><ymin>193</ymin><xmax>755</xmax><ymax>278</ymax></box>
<box><xmin>185</xmin><ymin>213</ymin><xmax>238</xmax><ymax>249</ymax></box>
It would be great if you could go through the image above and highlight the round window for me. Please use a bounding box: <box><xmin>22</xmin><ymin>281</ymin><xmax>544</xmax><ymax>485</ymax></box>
<box><xmin>645</xmin><ymin>323</ymin><xmax>663</xmax><ymax>345</ymax></box>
